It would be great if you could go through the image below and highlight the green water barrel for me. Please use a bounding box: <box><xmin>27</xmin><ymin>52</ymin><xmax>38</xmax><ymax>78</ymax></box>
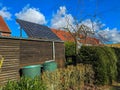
<box><xmin>43</xmin><ymin>61</ymin><xmax>57</xmax><ymax>72</ymax></box>
<box><xmin>22</xmin><ymin>65</ymin><xmax>41</xmax><ymax>79</ymax></box>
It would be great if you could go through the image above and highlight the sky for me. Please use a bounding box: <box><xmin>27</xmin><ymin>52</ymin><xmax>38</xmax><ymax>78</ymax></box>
<box><xmin>0</xmin><ymin>0</ymin><xmax>120</xmax><ymax>43</ymax></box>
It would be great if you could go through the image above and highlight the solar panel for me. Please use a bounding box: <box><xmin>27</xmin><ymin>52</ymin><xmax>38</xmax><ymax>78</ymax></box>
<box><xmin>16</xmin><ymin>19</ymin><xmax>61</xmax><ymax>41</ymax></box>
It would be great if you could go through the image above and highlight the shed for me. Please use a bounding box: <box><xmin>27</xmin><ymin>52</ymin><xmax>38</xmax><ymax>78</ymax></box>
<box><xmin>0</xmin><ymin>19</ymin><xmax>65</xmax><ymax>85</ymax></box>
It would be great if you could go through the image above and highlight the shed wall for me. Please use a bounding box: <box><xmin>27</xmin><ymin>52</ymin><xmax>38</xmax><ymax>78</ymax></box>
<box><xmin>0</xmin><ymin>38</ymin><xmax>65</xmax><ymax>85</ymax></box>
<box><xmin>20</xmin><ymin>40</ymin><xmax>53</xmax><ymax>67</ymax></box>
<box><xmin>0</xmin><ymin>38</ymin><xmax>20</xmax><ymax>85</ymax></box>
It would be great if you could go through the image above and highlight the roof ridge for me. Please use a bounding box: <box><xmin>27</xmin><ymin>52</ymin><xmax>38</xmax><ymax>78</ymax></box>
<box><xmin>16</xmin><ymin>19</ymin><xmax>47</xmax><ymax>27</ymax></box>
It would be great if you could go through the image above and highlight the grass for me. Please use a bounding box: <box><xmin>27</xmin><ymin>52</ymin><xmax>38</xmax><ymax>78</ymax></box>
<box><xmin>106</xmin><ymin>44</ymin><xmax>120</xmax><ymax>48</ymax></box>
<box><xmin>110</xmin><ymin>82</ymin><xmax>120</xmax><ymax>90</ymax></box>
<box><xmin>2</xmin><ymin>77</ymin><xmax>46</xmax><ymax>90</ymax></box>
<box><xmin>42</xmin><ymin>64</ymin><xmax>94</xmax><ymax>90</ymax></box>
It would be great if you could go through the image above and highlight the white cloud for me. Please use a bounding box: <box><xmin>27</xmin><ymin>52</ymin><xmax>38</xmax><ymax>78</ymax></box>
<box><xmin>80</xmin><ymin>19</ymin><xmax>120</xmax><ymax>43</ymax></box>
<box><xmin>97</xmin><ymin>28</ymin><xmax>120</xmax><ymax>43</ymax></box>
<box><xmin>51</xmin><ymin>6</ymin><xmax>75</xmax><ymax>29</ymax></box>
<box><xmin>15</xmin><ymin>5</ymin><xmax>46</xmax><ymax>24</ymax></box>
<box><xmin>0</xmin><ymin>7</ymin><xmax>12</xmax><ymax>20</ymax></box>
<box><xmin>81</xmin><ymin>19</ymin><xmax>105</xmax><ymax>31</ymax></box>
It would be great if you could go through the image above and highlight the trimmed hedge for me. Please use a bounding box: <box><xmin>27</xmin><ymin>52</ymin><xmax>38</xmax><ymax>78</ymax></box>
<box><xmin>78</xmin><ymin>46</ymin><xmax>117</xmax><ymax>85</ymax></box>
<box><xmin>113</xmin><ymin>47</ymin><xmax>120</xmax><ymax>82</ymax></box>
<box><xmin>65</xmin><ymin>42</ymin><xmax>76</xmax><ymax>65</ymax></box>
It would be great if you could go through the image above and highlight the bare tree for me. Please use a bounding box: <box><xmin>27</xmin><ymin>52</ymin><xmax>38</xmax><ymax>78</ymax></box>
<box><xmin>63</xmin><ymin>17</ymin><xmax>94</xmax><ymax>55</ymax></box>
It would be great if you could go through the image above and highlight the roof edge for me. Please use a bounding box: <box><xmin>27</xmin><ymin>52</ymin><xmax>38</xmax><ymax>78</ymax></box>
<box><xmin>0</xmin><ymin>36</ymin><xmax>64</xmax><ymax>43</ymax></box>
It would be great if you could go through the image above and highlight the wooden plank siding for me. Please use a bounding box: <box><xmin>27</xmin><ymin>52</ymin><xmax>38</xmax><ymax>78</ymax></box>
<box><xmin>55</xmin><ymin>42</ymin><xmax>65</xmax><ymax>67</ymax></box>
<box><xmin>20</xmin><ymin>40</ymin><xmax>53</xmax><ymax>67</ymax></box>
<box><xmin>0</xmin><ymin>38</ymin><xmax>20</xmax><ymax>85</ymax></box>
<box><xmin>0</xmin><ymin>37</ymin><xmax>65</xmax><ymax>85</ymax></box>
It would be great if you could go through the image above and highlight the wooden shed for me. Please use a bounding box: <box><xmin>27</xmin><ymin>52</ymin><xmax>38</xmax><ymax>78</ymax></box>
<box><xmin>0</xmin><ymin>19</ymin><xmax>65</xmax><ymax>85</ymax></box>
<box><xmin>0</xmin><ymin>37</ymin><xmax>65</xmax><ymax>85</ymax></box>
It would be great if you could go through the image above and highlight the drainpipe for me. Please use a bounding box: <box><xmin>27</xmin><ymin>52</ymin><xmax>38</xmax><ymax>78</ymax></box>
<box><xmin>52</xmin><ymin>41</ymin><xmax>55</xmax><ymax>61</ymax></box>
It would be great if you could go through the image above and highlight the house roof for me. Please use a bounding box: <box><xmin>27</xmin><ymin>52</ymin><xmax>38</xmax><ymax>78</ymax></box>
<box><xmin>51</xmin><ymin>28</ymin><xmax>100</xmax><ymax>45</ymax></box>
<box><xmin>51</xmin><ymin>29</ymin><xmax>74</xmax><ymax>42</ymax></box>
<box><xmin>79</xmin><ymin>37</ymin><xmax>100</xmax><ymax>45</ymax></box>
<box><xmin>16</xmin><ymin>19</ymin><xmax>61</xmax><ymax>41</ymax></box>
<box><xmin>0</xmin><ymin>16</ymin><xmax>11</xmax><ymax>33</ymax></box>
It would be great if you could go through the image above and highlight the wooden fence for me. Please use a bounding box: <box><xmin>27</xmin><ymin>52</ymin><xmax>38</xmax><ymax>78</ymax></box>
<box><xmin>0</xmin><ymin>37</ymin><xmax>65</xmax><ymax>85</ymax></box>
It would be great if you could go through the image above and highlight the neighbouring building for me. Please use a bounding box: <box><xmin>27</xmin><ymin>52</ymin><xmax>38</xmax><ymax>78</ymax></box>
<box><xmin>0</xmin><ymin>16</ymin><xmax>11</xmax><ymax>36</ymax></box>
<box><xmin>51</xmin><ymin>29</ymin><xmax>100</xmax><ymax>45</ymax></box>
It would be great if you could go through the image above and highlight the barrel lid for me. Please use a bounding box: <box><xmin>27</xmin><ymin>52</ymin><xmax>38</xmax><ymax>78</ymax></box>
<box><xmin>45</xmin><ymin>60</ymin><xmax>55</xmax><ymax>63</ymax></box>
<box><xmin>22</xmin><ymin>65</ymin><xmax>42</xmax><ymax>69</ymax></box>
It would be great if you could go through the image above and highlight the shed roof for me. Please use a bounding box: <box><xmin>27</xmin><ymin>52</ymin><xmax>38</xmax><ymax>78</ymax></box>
<box><xmin>16</xmin><ymin>19</ymin><xmax>61</xmax><ymax>41</ymax></box>
<box><xmin>0</xmin><ymin>16</ymin><xmax>11</xmax><ymax>33</ymax></box>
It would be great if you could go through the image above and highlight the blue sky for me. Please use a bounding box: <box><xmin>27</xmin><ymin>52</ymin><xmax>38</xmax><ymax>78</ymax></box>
<box><xmin>0</xmin><ymin>0</ymin><xmax>120</xmax><ymax>43</ymax></box>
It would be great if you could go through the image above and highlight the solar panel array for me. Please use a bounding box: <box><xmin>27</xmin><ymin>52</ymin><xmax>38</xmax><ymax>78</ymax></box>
<box><xmin>16</xmin><ymin>19</ymin><xmax>61</xmax><ymax>41</ymax></box>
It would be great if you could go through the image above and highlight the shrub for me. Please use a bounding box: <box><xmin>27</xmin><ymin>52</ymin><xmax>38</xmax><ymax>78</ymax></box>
<box><xmin>78</xmin><ymin>46</ymin><xmax>117</xmax><ymax>85</ymax></box>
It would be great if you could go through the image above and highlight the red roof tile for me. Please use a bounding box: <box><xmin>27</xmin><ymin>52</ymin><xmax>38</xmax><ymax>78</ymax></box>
<box><xmin>51</xmin><ymin>28</ymin><xmax>100</xmax><ymax>45</ymax></box>
<box><xmin>52</xmin><ymin>29</ymin><xmax>74</xmax><ymax>42</ymax></box>
<box><xmin>0</xmin><ymin>16</ymin><xmax>11</xmax><ymax>33</ymax></box>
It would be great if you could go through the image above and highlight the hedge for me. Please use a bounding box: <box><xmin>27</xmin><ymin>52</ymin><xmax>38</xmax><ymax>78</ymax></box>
<box><xmin>113</xmin><ymin>47</ymin><xmax>120</xmax><ymax>82</ymax></box>
<box><xmin>65</xmin><ymin>42</ymin><xmax>76</xmax><ymax>65</ymax></box>
<box><xmin>78</xmin><ymin>46</ymin><xmax>117</xmax><ymax>85</ymax></box>
<box><xmin>65</xmin><ymin>41</ymin><xmax>76</xmax><ymax>56</ymax></box>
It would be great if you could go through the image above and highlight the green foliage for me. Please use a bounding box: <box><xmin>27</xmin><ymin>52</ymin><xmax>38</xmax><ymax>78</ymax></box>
<box><xmin>113</xmin><ymin>47</ymin><xmax>120</xmax><ymax>82</ymax></box>
<box><xmin>1</xmin><ymin>65</ymin><xmax>94</xmax><ymax>90</ymax></box>
<box><xmin>78</xmin><ymin>46</ymin><xmax>118</xmax><ymax>85</ymax></box>
<box><xmin>2</xmin><ymin>77</ymin><xmax>46</xmax><ymax>90</ymax></box>
<box><xmin>65</xmin><ymin>41</ymin><xmax>76</xmax><ymax>56</ymax></box>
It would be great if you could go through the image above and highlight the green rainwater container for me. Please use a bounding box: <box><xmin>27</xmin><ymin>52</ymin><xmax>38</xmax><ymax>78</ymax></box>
<box><xmin>22</xmin><ymin>65</ymin><xmax>41</xmax><ymax>79</ymax></box>
<box><xmin>43</xmin><ymin>61</ymin><xmax>57</xmax><ymax>72</ymax></box>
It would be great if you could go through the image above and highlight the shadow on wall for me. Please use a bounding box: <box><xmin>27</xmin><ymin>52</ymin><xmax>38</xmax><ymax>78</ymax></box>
<box><xmin>19</xmin><ymin>69</ymin><xmax>22</xmax><ymax>77</ymax></box>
